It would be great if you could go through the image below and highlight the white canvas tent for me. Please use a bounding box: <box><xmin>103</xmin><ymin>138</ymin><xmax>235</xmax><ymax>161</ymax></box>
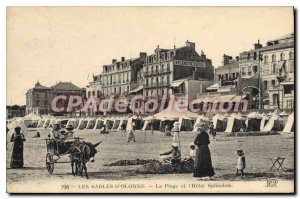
<box><xmin>23</xmin><ymin>113</ymin><xmax>41</xmax><ymax>127</ymax></box>
<box><xmin>212</xmin><ymin>113</ymin><xmax>227</xmax><ymax>132</ymax></box>
<box><xmin>246</xmin><ymin>111</ymin><xmax>262</xmax><ymax>131</ymax></box>
<box><xmin>117</xmin><ymin>117</ymin><xmax>128</xmax><ymax>131</ymax></box>
<box><xmin>282</xmin><ymin>113</ymin><xmax>294</xmax><ymax>133</ymax></box>
<box><xmin>111</xmin><ymin>117</ymin><xmax>121</xmax><ymax>130</ymax></box>
<box><xmin>77</xmin><ymin>118</ymin><xmax>89</xmax><ymax>130</ymax></box>
<box><xmin>66</xmin><ymin>118</ymin><xmax>80</xmax><ymax>129</ymax></box>
<box><xmin>86</xmin><ymin>118</ymin><xmax>96</xmax><ymax>129</ymax></box>
<box><xmin>225</xmin><ymin>113</ymin><xmax>245</xmax><ymax>133</ymax></box>
<box><xmin>94</xmin><ymin>118</ymin><xmax>104</xmax><ymax>129</ymax></box>
<box><xmin>259</xmin><ymin>113</ymin><xmax>269</xmax><ymax>131</ymax></box>
<box><xmin>262</xmin><ymin>113</ymin><xmax>285</xmax><ymax>132</ymax></box>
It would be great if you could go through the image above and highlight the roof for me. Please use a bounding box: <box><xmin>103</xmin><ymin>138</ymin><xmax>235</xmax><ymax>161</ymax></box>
<box><xmin>268</xmin><ymin>33</ymin><xmax>294</xmax><ymax>43</ymax></box>
<box><xmin>173</xmin><ymin>46</ymin><xmax>205</xmax><ymax>62</ymax></box>
<box><xmin>51</xmin><ymin>82</ymin><xmax>82</xmax><ymax>91</ymax></box>
<box><xmin>130</xmin><ymin>85</ymin><xmax>143</xmax><ymax>93</ymax></box>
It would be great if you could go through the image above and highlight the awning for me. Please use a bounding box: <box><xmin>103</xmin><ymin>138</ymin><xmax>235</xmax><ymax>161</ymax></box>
<box><xmin>129</xmin><ymin>85</ymin><xmax>143</xmax><ymax>93</ymax></box>
<box><xmin>206</xmin><ymin>83</ymin><xmax>219</xmax><ymax>91</ymax></box>
<box><xmin>170</xmin><ymin>81</ymin><xmax>183</xmax><ymax>87</ymax></box>
<box><xmin>197</xmin><ymin>94</ymin><xmax>246</xmax><ymax>103</ymax></box>
<box><xmin>280</xmin><ymin>81</ymin><xmax>294</xmax><ymax>85</ymax></box>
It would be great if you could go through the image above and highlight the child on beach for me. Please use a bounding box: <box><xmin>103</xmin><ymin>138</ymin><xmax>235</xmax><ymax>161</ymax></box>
<box><xmin>236</xmin><ymin>149</ymin><xmax>246</xmax><ymax>177</ymax></box>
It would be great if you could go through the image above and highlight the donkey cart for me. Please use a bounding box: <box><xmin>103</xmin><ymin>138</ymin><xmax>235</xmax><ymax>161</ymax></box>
<box><xmin>45</xmin><ymin>137</ymin><xmax>83</xmax><ymax>174</ymax></box>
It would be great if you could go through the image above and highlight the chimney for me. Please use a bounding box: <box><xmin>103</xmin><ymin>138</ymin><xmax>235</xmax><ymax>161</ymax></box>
<box><xmin>200</xmin><ymin>50</ymin><xmax>206</xmax><ymax>59</ymax></box>
<box><xmin>139</xmin><ymin>52</ymin><xmax>147</xmax><ymax>61</ymax></box>
<box><xmin>223</xmin><ymin>54</ymin><xmax>233</xmax><ymax>65</ymax></box>
<box><xmin>235</xmin><ymin>56</ymin><xmax>240</xmax><ymax>62</ymax></box>
<box><xmin>121</xmin><ymin>57</ymin><xmax>125</xmax><ymax>62</ymax></box>
<box><xmin>254</xmin><ymin>39</ymin><xmax>262</xmax><ymax>49</ymax></box>
<box><xmin>112</xmin><ymin>59</ymin><xmax>117</xmax><ymax>63</ymax></box>
<box><xmin>186</xmin><ymin>40</ymin><xmax>195</xmax><ymax>49</ymax></box>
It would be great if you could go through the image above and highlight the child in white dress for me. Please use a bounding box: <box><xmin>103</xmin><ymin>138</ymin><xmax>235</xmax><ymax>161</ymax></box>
<box><xmin>236</xmin><ymin>149</ymin><xmax>246</xmax><ymax>177</ymax></box>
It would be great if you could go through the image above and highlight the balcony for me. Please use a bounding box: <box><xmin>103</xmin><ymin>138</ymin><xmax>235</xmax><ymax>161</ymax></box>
<box><xmin>268</xmin><ymin>85</ymin><xmax>281</xmax><ymax>91</ymax></box>
<box><xmin>143</xmin><ymin>82</ymin><xmax>170</xmax><ymax>88</ymax></box>
<box><xmin>143</xmin><ymin>69</ymin><xmax>172</xmax><ymax>77</ymax></box>
<box><xmin>276</xmin><ymin>74</ymin><xmax>286</xmax><ymax>83</ymax></box>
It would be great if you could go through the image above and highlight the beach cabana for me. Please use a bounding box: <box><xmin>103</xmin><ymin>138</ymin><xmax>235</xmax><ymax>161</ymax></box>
<box><xmin>212</xmin><ymin>113</ymin><xmax>227</xmax><ymax>132</ymax></box>
<box><xmin>66</xmin><ymin>118</ymin><xmax>79</xmax><ymax>129</ymax></box>
<box><xmin>246</xmin><ymin>111</ymin><xmax>262</xmax><ymax>131</ymax></box>
<box><xmin>117</xmin><ymin>118</ymin><xmax>128</xmax><ymax>131</ymax></box>
<box><xmin>94</xmin><ymin>118</ymin><xmax>104</xmax><ymax>129</ymax></box>
<box><xmin>86</xmin><ymin>118</ymin><xmax>96</xmax><ymax>129</ymax></box>
<box><xmin>262</xmin><ymin>113</ymin><xmax>285</xmax><ymax>132</ymax></box>
<box><xmin>225</xmin><ymin>113</ymin><xmax>246</xmax><ymax>133</ymax></box>
<box><xmin>282</xmin><ymin>113</ymin><xmax>294</xmax><ymax>133</ymax></box>
<box><xmin>141</xmin><ymin>116</ymin><xmax>161</xmax><ymax>131</ymax></box>
<box><xmin>77</xmin><ymin>118</ymin><xmax>89</xmax><ymax>130</ymax></box>
<box><xmin>23</xmin><ymin>113</ymin><xmax>41</xmax><ymax>128</ymax></box>
<box><xmin>111</xmin><ymin>117</ymin><xmax>121</xmax><ymax>130</ymax></box>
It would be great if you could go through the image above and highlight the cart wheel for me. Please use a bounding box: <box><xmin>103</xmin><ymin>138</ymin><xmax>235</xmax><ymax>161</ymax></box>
<box><xmin>46</xmin><ymin>153</ymin><xmax>54</xmax><ymax>174</ymax></box>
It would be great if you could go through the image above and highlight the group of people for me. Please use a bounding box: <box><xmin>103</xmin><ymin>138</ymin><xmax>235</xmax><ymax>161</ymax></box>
<box><xmin>160</xmin><ymin>122</ymin><xmax>246</xmax><ymax>179</ymax></box>
<box><xmin>8</xmin><ymin>119</ymin><xmax>246</xmax><ymax>178</ymax></box>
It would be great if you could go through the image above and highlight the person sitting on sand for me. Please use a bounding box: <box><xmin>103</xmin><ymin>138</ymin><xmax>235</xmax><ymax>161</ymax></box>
<box><xmin>236</xmin><ymin>149</ymin><xmax>246</xmax><ymax>178</ymax></box>
<box><xmin>189</xmin><ymin>143</ymin><xmax>196</xmax><ymax>160</ymax></box>
<box><xmin>100</xmin><ymin>124</ymin><xmax>108</xmax><ymax>134</ymax></box>
<box><xmin>33</xmin><ymin>132</ymin><xmax>40</xmax><ymax>138</ymax></box>
<box><xmin>160</xmin><ymin>143</ymin><xmax>181</xmax><ymax>164</ymax></box>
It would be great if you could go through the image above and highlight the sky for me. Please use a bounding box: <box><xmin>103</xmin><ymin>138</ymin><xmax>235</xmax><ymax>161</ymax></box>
<box><xmin>7</xmin><ymin>7</ymin><xmax>294</xmax><ymax>105</ymax></box>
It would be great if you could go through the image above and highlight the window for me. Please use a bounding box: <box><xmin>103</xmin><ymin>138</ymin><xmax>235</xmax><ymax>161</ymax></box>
<box><xmin>284</xmin><ymin>85</ymin><xmax>294</xmax><ymax>95</ymax></box>
<box><xmin>253</xmin><ymin>65</ymin><xmax>258</xmax><ymax>74</ymax></box>
<box><xmin>289</xmin><ymin>52</ymin><xmax>294</xmax><ymax>60</ymax></box>
<box><xmin>88</xmin><ymin>91</ymin><xmax>91</xmax><ymax>98</ymax></box>
<box><xmin>167</xmin><ymin>76</ymin><xmax>170</xmax><ymax>84</ymax></box>
<box><xmin>271</xmin><ymin>80</ymin><xmax>276</xmax><ymax>86</ymax></box>
<box><xmin>225</xmin><ymin>74</ymin><xmax>228</xmax><ymax>80</ymax></box>
<box><xmin>97</xmin><ymin>90</ymin><xmax>100</xmax><ymax>98</ymax></box>
<box><xmin>272</xmin><ymin>54</ymin><xmax>276</xmax><ymax>62</ymax></box>
<box><xmin>272</xmin><ymin>94</ymin><xmax>278</xmax><ymax>106</ymax></box>
<box><xmin>280</xmin><ymin>53</ymin><xmax>285</xmax><ymax>61</ymax></box>
<box><xmin>264</xmin><ymin>55</ymin><xmax>268</xmax><ymax>63</ymax></box>
<box><xmin>254</xmin><ymin>52</ymin><xmax>257</xmax><ymax>60</ymax></box>
<box><xmin>272</xmin><ymin>64</ymin><xmax>276</xmax><ymax>74</ymax></box>
<box><xmin>156</xmin><ymin>65</ymin><xmax>159</xmax><ymax>72</ymax></box>
<box><xmin>263</xmin><ymin>81</ymin><xmax>268</xmax><ymax>90</ymax></box>
<box><xmin>241</xmin><ymin>67</ymin><xmax>246</xmax><ymax>76</ymax></box>
<box><xmin>248</xmin><ymin>66</ymin><xmax>252</xmax><ymax>76</ymax></box>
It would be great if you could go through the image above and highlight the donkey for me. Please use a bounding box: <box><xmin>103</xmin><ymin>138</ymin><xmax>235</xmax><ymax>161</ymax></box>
<box><xmin>69</xmin><ymin>141</ymin><xmax>101</xmax><ymax>179</ymax></box>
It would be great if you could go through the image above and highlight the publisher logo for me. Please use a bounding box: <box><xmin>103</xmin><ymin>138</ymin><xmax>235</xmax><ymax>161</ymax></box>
<box><xmin>266</xmin><ymin>179</ymin><xmax>278</xmax><ymax>187</ymax></box>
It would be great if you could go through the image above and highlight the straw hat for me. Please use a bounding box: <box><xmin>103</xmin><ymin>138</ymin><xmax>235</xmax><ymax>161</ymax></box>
<box><xmin>172</xmin><ymin>143</ymin><xmax>179</xmax><ymax>147</ymax></box>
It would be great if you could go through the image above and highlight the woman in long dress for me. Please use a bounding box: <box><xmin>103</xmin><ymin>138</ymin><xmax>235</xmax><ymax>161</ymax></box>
<box><xmin>10</xmin><ymin>126</ymin><xmax>26</xmax><ymax>168</ymax></box>
<box><xmin>193</xmin><ymin>130</ymin><xmax>215</xmax><ymax>179</ymax></box>
<box><xmin>171</xmin><ymin>121</ymin><xmax>180</xmax><ymax>147</ymax></box>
